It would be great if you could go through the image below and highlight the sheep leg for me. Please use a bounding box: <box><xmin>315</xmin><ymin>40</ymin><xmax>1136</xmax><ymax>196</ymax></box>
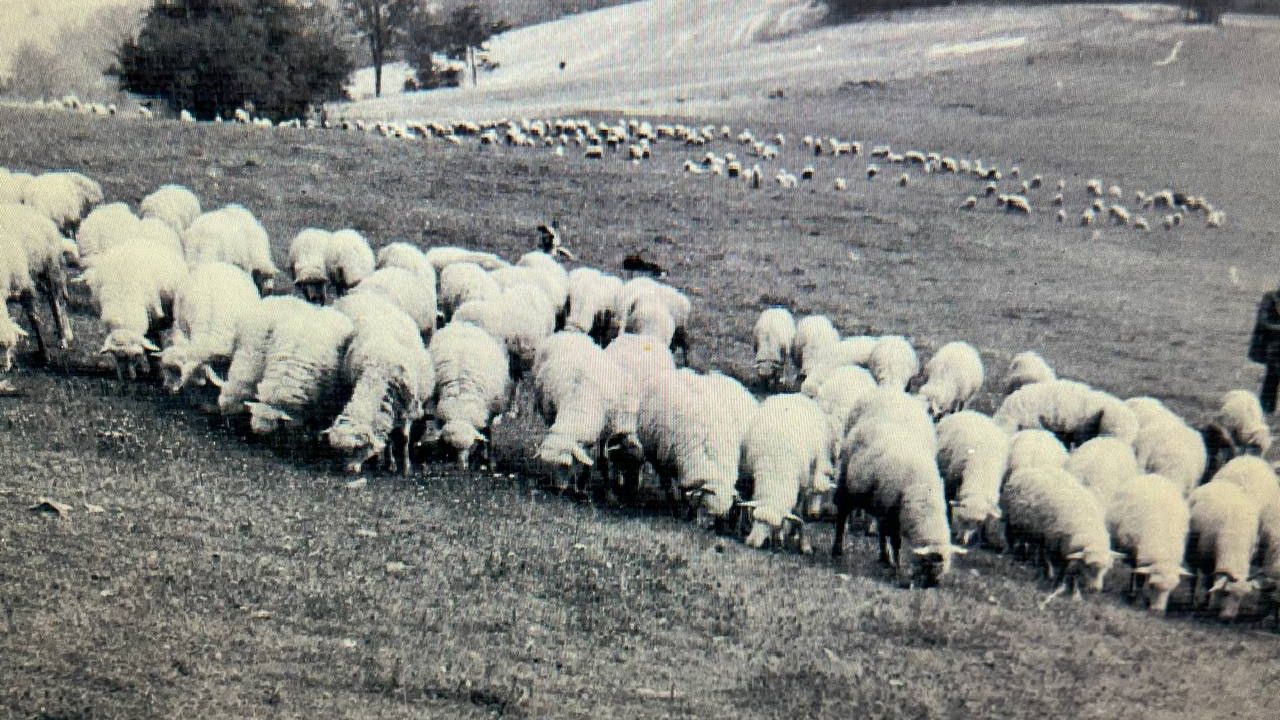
<box><xmin>18</xmin><ymin>295</ymin><xmax>50</xmax><ymax>363</ymax></box>
<box><xmin>42</xmin><ymin>285</ymin><xmax>72</xmax><ymax>350</ymax></box>
<box><xmin>401</xmin><ymin>421</ymin><xmax>413</xmax><ymax>477</ymax></box>
<box><xmin>831</xmin><ymin>487</ymin><xmax>852</xmax><ymax>558</ymax></box>
<box><xmin>1039</xmin><ymin>583</ymin><xmax>1069</xmax><ymax>610</ymax></box>
<box><xmin>795</xmin><ymin>520</ymin><xmax>812</xmax><ymax>555</ymax></box>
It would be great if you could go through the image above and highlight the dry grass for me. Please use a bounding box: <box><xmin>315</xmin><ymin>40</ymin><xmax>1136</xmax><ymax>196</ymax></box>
<box><xmin>3</xmin><ymin>7</ymin><xmax>1280</xmax><ymax>718</ymax></box>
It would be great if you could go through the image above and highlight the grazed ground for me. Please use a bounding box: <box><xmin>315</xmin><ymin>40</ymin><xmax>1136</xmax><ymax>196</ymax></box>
<box><xmin>2</xmin><ymin>4</ymin><xmax>1280</xmax><ymax>719</ymax></box>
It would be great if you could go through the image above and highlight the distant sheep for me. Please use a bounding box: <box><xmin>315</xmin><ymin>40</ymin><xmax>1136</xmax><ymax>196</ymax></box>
<box><xmin>1003</xmin><ymin>351</ymin><xmax>1055</xmax><ymax>394</ymax></box>
<box><xmin>753</xmin><ymin>307</ymin><xmax>796</xmax><ymax>390</ymax></box>
<box><xmin>140</xmin><ymin>185</ymin><xmax>202</xmax><ymax>233</ymax></box>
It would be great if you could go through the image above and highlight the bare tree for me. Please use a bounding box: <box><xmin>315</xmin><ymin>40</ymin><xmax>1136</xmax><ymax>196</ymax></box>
<box><xmin>342</xmin><ymin>0</ymin><xmax>417</xmax><ymax>98</ymax></box>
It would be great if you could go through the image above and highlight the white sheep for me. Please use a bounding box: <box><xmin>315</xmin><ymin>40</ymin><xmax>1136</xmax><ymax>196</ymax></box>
<box><xmin>917</xmin><ymin>341</ymin><xmax>984</xmax><ymax>418</ymax></box>
<box><xmin>1124</xmin><ymin>396</ymin><xmax>1182</xmax><ymax>430</ymax></box>
<box><xmin>423</xmin><ymin>321</ymin><xmax>511</xmax><ymax>468</ymax></box>
<box><xmin>1007</xmin><ymin>429</ymin><xmax>1069</xmax><ymax>473</ymax></box>
<box><xmin>868</xmin><ymin>335</ymin><xmax>918</xmax><ymax>390</ymax></box>
<box><xmin>1105</xmin><ymin>473</ymin><xmax>1192</xmax><ymax>614</ymax></box>
<box><xmin>424</xmin><ymin>246</ymin><xmax>509</xmax><ymax>274</ymax></box>
<box><xmin>516</xmin><ymin>251</ymin><xmax>570</xmax><ymax>324</ymax></box>
<box><xmin>1203</xmin><ymin>390</ymin><xmax>1273</xmax><ymax>467</ymax></box>
<box><xmin>326</xmin><ymin>229</ymin><xmax>376</xmax><ymax>295</ymax></box>
<box><xmin>140</xmin><ymin>184</ymin><xmax>202</xmax><ymax>233</ymax></box>
<box><xmin>0</xmin><ymin>170</ymin><xmax>32</xmax><ymax>205</ymax></box>
<box><xmin>565</xmin><ymin>267</ymin><xmax>623</xmax><ymax>342</ymax></box>
<box><xmin>288</xmin><ymin>228</ymin><xmax>333</xmax><ymax>303</ymax></box>
<box><xmin>753</xmin><ymin>307</ymin><xmax>796</xmax><ymax>390</ymax></box>
<box><xmin>994</xmin><ymin>379</ymin><xmax>1138</xmax><ymax>446</ymax></box>
<box><xmin>351</xmin><ymin>267</ymin><xmax>438</xmax><ymax>340</ymax></box>
<box><xmin>937</xmin><ymin>410</ymin><xmax>1010</xmax><ymax>546</ymax></box>
<box><xmin>246</xmin><ymin>304</ymin><xmax>355</xmax><ymax>435</ymax></box>
<box><xmin>375</xmin><ymin>241</ymin><xmax>436</xmax><ymax>288</ymax></box>
<box><xmin>183</xmin><ymin>205</ymin><xmax>278</xmax><ymax>293</ymax></box>
<box><xmin>741</xmin><ymin>394</ymin><xmax>834</xmax><ymax>553</ymax></box>
<box><xmin>453</xmin><ymin>283</ymin><xmax>556</xmax><ymax>377</ymax></box>
<box><xmin>1063</xmin><ymin>436</ymin><xmax>1140</xmax><ymax>507</ymax></box>
<box><xmin>325</xmin><ymin>293</ymin><xmax>435</xmax><ymax>474</ymax></box>
<box><xmin>156</xmin><ymin>262</ymin><xmax>260</xmax><ymax>393</ymax></box>
<box><xmin>1003</xmin><ymin>351</ymin><xmax>1055</xmax><ymax>394</ymax></box>
<box><xmin>1001</xmin><ymin>464</ymin><xmax>1117</xmax><ymax>601</ymax></box>
<box><xmin>791</xmin><ymin>314</ymin><xmax>840</xmax><ymax>376</ymax></box>
<box><xmin>213</xmin><ymin>296</ymin><xmax>313</xmax><ymax>414</ymax></box>
<box><xmin>623</xmin><ymin>292</ymin><xmax>677</xmax><ymax>348</ymax></box>
<box><xmin>808</xmin><ymin>365</ymin><xmax>879</xmax><ymax>441</ymax></box>
<box><xmin>1187</xmin><ymin>481</ymin><xmax>1261</xmax><ymax>620</ymax></box>
<box><xmin>76</xmin><ymin>202</ymin><xmax>141</xmax><ymax>261</ymax></box>
<box><xmin>1132</xmin><ymin>417</ymin><xmax>1207</xmax><ymax>495</ymax></box>
<box><xmin>802</xmin><ymin>335</ymin><xmax>879</xmax><ymax>384</ymax></box>
<box><xmin>81</xmin><ymin>239</ymin><xmax>188</xmax><ymax>379</ymax></box>
<box><xmin>439</xmin><ymin>262</ymin><xmax>500</xmax><ymax>322</ymax></box>
<box><xmin>0</xmin><ymin>241</ymin><xmax>33</xmax><ymax>373</ymax></box>
<box><xmin>0</xmin><ymin>203</ymin><xmax>75</xmax><ymax>356</ymax></box>
<box><xmin>615</xmin><ymin>277</ymin><xmax>692</xmax><ymax>362</ymax></box>
<box><xmin>135</xmin><ymin>218</ymin><xmax>183</xmax><ymax>257</ymax></box>
<box><xmin>22</xmin><ymin>171</ymin><xmax>101</xmax><ymax>231</ymax></box>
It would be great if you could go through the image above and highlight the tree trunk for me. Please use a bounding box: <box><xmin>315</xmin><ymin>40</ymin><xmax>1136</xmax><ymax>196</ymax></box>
<box><xmin>469</xmin><ymin>46</ymin><xmax>477</xmax><ymax>86</ymax></box>
<box><xmin>371</xmin><ymin>38</ymin><xmax>383</xmax><ymax>98</ymax></box>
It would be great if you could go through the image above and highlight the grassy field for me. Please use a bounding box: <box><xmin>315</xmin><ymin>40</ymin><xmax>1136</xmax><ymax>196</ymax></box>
<box><xmin>4</xmin><ymin>6</ymin><xmax>1280</xmax><ymax>718</ymax></box>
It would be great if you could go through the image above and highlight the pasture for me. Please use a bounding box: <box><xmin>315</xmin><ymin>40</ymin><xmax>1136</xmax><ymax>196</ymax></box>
<box><xmin>2</xmin><ymin>4</ymin><xmax>1280</xmax><ymax>718</ymax></box>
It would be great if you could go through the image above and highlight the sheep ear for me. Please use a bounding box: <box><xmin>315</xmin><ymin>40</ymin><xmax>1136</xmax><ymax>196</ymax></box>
<box><xmin>1208</xmin><ymin>575</ymin><xmax>1229</xmax><ymax>594</ymax></box>
<box><xmin>1064</xmin><ymin>551</ymin><xmax>1085</xmax><ymax>561</ymax></box>
<box><xmin>140</xmin><ymin>338</ymin><xmax>161</xmax><ymax>352</ymax></box>
<box><xmin>569</xmin><ymin>443</ymin><xmax>594</xmax><ymax>466</ymax></box>
<box><xmin>1179</xmin><ymin>568</ymin><xmax>1195</xmax><ymax>578</ymax></box>
<box><xmin>1133</xmin><ymin>566</ymin><xmax>1152</xmax><ymax>576</ymax></box>
<box><xmin>472</xmin><ymin>428</ymin><xmax>487</xmax><ymax>444</ymax></box>
<box><xmin>13</xmin><ymin>326</ymin><xmax>28</xmax><ymax>338</ymax></box>
<box><xmin>203</xmin><ymin>366</ymin><xmax>225</xmax><ymax>388</ymax></box>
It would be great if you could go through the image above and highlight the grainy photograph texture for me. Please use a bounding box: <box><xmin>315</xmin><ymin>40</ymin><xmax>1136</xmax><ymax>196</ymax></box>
<box><xmin>1</xmin><ymin>0</ymin><xmax>1278</xmax><ymax>718</ymax></box>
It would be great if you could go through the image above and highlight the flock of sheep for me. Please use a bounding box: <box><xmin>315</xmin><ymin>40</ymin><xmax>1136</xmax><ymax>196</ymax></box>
<box><xmin>0</xmin><ymin>107</ymin><xmax>1272</xmax><ymax>627</ymax></box>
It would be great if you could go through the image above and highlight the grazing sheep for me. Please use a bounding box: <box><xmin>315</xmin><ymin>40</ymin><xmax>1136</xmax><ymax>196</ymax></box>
<box><xmin>961</xmin><ymin>196</ymin><xmax>977</xmax><ymax>210</ymax></box>
<box><xmin>937</xmin><ymin>410</ymin><xmax>1011</xmax><ymax>546</ymax></box>
<box><xmin>753</xmin><ymin>307</ymin><xmax>796</xmax><ymax>390</ymax></box>
<box><xmin>423</xmin><ymin>321</ymin><xmax>512</xmax><ymax>468</ymax></box>
<box><xmin>802</xmin><ymin>335</ymin><xmax>880</xmax><ymax>387</ymax></box>
<box><xmin>439</xmin><ymin>262</ymin><xmax>501</xmax><ymax>322</ymax></box>
<box><xmin>140</xmin><ymin>184</ymin><xmax>202</xmax><ymax>233</ymax></box>
<box><xmin>326</xmin><ymin>293</ymin><xmax>435</xmax><ymax>474</ymax></box>
<box><xmin>741</xmin><ymin>394</ymin><xmax>835</xmax><ymax>553</ymax></box>
<box><xmin>288</xmin><ymin>228</ymin><xmax>334</xmax><ymax>303</ymax></box>
<box><xmin>183</xmin><ymin>205</ymin><xmax>278</xmax><ymax>293</ymax></box>
<box><xmin>868</xmin><ymin>335</ymin><xmax>918</xmax><ymax>390</ymax></box>
<box><xmin>1004</xmin><ymin>195</ymin><xmax>1031</xmax><ymax>214</ymax></box>
<box><xmin>424</xmin><ymin>246</ymin><xmax>509</xmax><ymax>273</ymax></box>
<box><xmin>1003</xmin><ymin>351</ymin><xmax>1055</xmax><ymax>393</ymax></box>
<box><xmin>326</xmin><ymin>229</ymin><xmax>376</xmax><ymax>296</ymax></box>
<box><xmin>1124</xmin><ymin>396</ymin><xmax>1182</xmax><ymax>429</ymax></box>
<box><xmin>453</xmin><ymin>283</ymin><xmax>556</xmax><ymax>377</ymax></box>
<box><xmin>76</xmin><ymin>202</ymin><xmax>141</xmax><ymax>261</ymax></box>
<box><xmin>81</xmin><ymin>239</ymin><xmax>188</xmax><ymax>379</ymax></box>
<box><xmin>808</xmin><ymin>365</ymin><xmax>879</xmax><ymax>440</ymax></box>
<box><xmin>375</xmin><ymin>242</ymin><xmax>436</xmax><ymax>288</ymax></box>
<box><xmin>917</xmin><ymin>341</ymin><xmax>984</xmax><ymax>418</ymax></box>
<box><xmin>1086</xmin><ymin>179</ymin><xmax>1103</xmax><ymax>197</ymax></box>
<box><xmin>246</xmin><ymin>304</ymin><xmax>355</xmax><ymax>435</ymax></box>
<box><xmin>994</xmin><ymin>379</ymin><xmax>1139</xmax><ymax>446</ymax></box>
<box><xmin>1202</xmin><ymin>390</ymin><xmax>1272</xmax><ymax>480</ymax></box>
<box><xmin>0</xmin><ymin>203</ymin><xmax>76</xmax><ymax>356</ymax></box>
<box><xmin>1132</xmin><ymin>417</ymin><xmax>1207</xmax><ymax>495</ymax></box>
<box><xmin>1105</xmin><ymin>474</ymin><xmax>1193</xmax><ymax>614</ymax></box>
<box><xmin>1063</xmin><ymin>436</ymin><xmax>1140</xmax><ymax>507</ymax></box>
<box><xmin>135</xmin><ymin>218</ymin><xmax>183</xmax><ymax>257</ymax></box>
<box><xmin>615</xmin><ymin>277</ymin><xmax>692</xmax><ymax>362</ymax></box>
<box><xmin>213</xmin><ymin>296</ymin><xmax>313</xmax><ymax>414</ymax></box>
<box><xmin>1187</xmin><ymin>481</ymin><xmax>1261</xmax><ymax>620</ymax></box>
<box><xmin>565</xmin><ymin>267</ymin><xmax>623</xmax><ymax>343</ymax></box>
<box><xmin>791</xmin><ymin>314</ymin><xmax>840</xmax><ymax>379</ymax></box>
<box><xmin>22</xmin><ymin>172</ymin><xmax>101</xmax><ymax>232</ymax></box>
<box><xmin>351</xmin><ymin>267</ymin><xmax>438</xmax><ymax>340</ymax></box>
<box><xmin>157</xmin><ymin>262</ymin><xmax>260</xmax><ymax>393</ymax></box>
<box><xmin>1007</xmin><ymin>429</ymin><xmax>1069</xmax><ymax>473</ymax></box>
<box><xmin>1002</xmin><ymin>465</ymin><xmax>1117</xmax><ymax>600</ymax></box>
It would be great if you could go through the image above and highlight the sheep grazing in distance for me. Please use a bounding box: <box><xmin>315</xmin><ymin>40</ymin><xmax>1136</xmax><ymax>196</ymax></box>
<box><xmin>1086</xmin><ymin>179</ymin><xmax>1103</xmax><ymax>197</ymax></box>
<box><xmin>936</xmin><ymin>410</ymin><xmax>1010</xmax><ymax>546</ymax></box>
<box><xmin>439</xmin><ymin>262</ymin><xmax>500</xmax><ymax>322</ymax></box>
<box><xmin>994</xmin><ymin>379</ymin><xmax>1138</xmax><ymax>446</ymax></box>
<box><xmin>1004</xmin><ymin>195</ymin><xmax>1031</xmax><ymax>214</ymax></box>
<box><xmin>868</xmin><ymin>335</ymin><xmax>918</xmax><ymax>391</ymax></box>
<box><xmin>741</xmin><ymin>394</ymin><xmax>834</xmax><ymax>553</ymax></box>
<box><xmin>1003</xmin><ymin>351</ymin><xmax>1055</xmax><ymax>394</ymax></box>
<box><xmin>791</xmin><ymin>314</ymin><xmax>840</xmax><ymax>380</ymax></box>
<box><xmin>325</xmin><ymin>229</ymin><xmax>376</xmax><ymax>297</ymax></box>
<box><xmin>917</xmin><ymin>341</ymin><xmax>984</xmax><ymax>419</ymax></box>
<box><xmin>213</xmin><ymin>296</ymin><xmax>313</xmax><ymax>415</ymax></box>
<box><xmin>140</xmin><ymin>184</ymin><xmax>202</xmax><ymax>233</ymax></box>
<box><xmin>834</xmin><ymin>177</ymin><xmax>847</xmax><ymax>191</ymax></box>
<box><xmin>157</xmin><ymin>262</ymin><xmax>260</xmax><ymax>393</ymax></box>
<box><xmin>1063</xmin><ymin>436</ymin><xmax>1140</xmax><ymax>507</ymax></box>
<box><xmin>183</xmin><ymin>205</ymin><xmax>278</xmax><ymax>293</ymax></box>
<box><xmin>1186</xmin><ymin>481</ymin><xmax>1261</xmax><ymax>620</ymax></box>
<box><xmin>866</xmin><ymin>164</ymin><xmax>879</xmax><ymax>179</ymax></box>
<box><xmin>423</xmin><ymin>321</ymin><xmax>511</xmax><ymax>469</ymax></box>
<box><xmin>753</xmin><ymin>307</ymin><xmax>796</xmax><ymax>390</ymax></box>
<box><xmin>1001</xmin><ymin>465</ymin><xmax>1118</xmax><ymax>603</ymax></box>
<box><xmin>960</xmin><ymin>196</ymin><xmax>977</xmax><ymax>210</ymax></box>
<box><xmin>1202</xmin><ymin>390</ymin><xmax>1273</xmax><ymax>481</ymax></box>
<box><xmin>1105</xmin><ymin>474</ymin><xmax>1193</xmax><ymax>614</ymax></box>
<box><xmin>245</xmin><ymin>304</ymin><xmax>355</xmax><ymax>436</ymax></box>
<box><xmin>288</xmin><ymin>229</ymin><xmax>333</xmax><ymax>303</ymax></box>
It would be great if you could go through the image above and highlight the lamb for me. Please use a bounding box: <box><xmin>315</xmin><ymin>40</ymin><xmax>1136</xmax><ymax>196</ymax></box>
<box><xmin>917</xmin><ymin>341</ymin><xmax>984</xmax><ymax>418</ymax></box>
<box><xmin>565</xmin><ymin>267</ymin><xmax>623</xmax><ymax>343</ymax></box>
<box><xmin>1007</xmin><ymin>429</ymin><xmax>1069</xmax><ymax>473</ymax></box>
<box><xmin>288</xmin><ymin>228</ymin><xmax>333</xmax><ymax>303</ymax></box>
<box><xmin>1001</xmin><ymin>465</ymin><xmax>1117</xmax><ymax>601</ymax></box>
<box><xmin>753</xmin><ymin>307</ymin><xmax>796</xmax><ymax>390</ymax></box>
<box><xmin>76</xmin><ymin>202</ymin><xmax>141</xmax><ymax>261</ymax></box>
<box><xmin>325</xmin><ymin>229</ymin><xmax>376</xmax><ymax>296</ymax></box>
<box><xmin>350</xmin><ymin>267</ymin><xmax>438</xmax><ymax>339</ymax></box>
<box><xmin>140</xmin><ymin>184</ymin><xmax>202</xmax><ymax>233</ymax></box>
<box><xmin>936</xmin><ymin>410</ymin><xmax>1010</xmax><ymax>545</ymax></box>
<box><xmin>424</xmin><ymin>246</ymin><xmax>509</xmax><ymax>273</ymax></box>
<box><xmin>791</xmin><ymin>314</ymin><xmax>840</xmax><ymax>378</ymax></box>
<box><xmin>614</xmin><ymin>277</ymin><xmax>692</xmax><ymax>362</ymax></box>
<box><xmin>422</xmin><ymin>321</ymin><xmax>512</xmax><ymax>468</ymax></box>
<box><xmin>375</xmin><ymin>242</ymin><xmax>436</xmax><ymax>288</ymax></box>
<box><xmin>1003</xmin><ymin>351</ymin><xmax>1055</xmax><ymax>393</ymax></box>
<box><xmin>0</xmin><ymin>203</ymin><xmax>75</xmax><ymax>357</ymax></box>
<box><xmin>246</xmin><ymin>304</ymin><xmax>355</xmax><ymax>435</ymax></box>
<box><xmin>868</xmin><ymin>335</ymin><xmax>918</xmax><ymax>390</ymax></box>
<box><xmin>1105</xmin><ymin>473</ymin><xmax>1193</xmax><ymax>614</ymax></box>
<box><xmin>156</xmin><ymin>262</ymin><xmax>260</xmax><ymax>393</ymax></box>
<box><xmin>740</xmin><ymin>394</ymin><xmax>834</xmax><ymax>553</ymax></box>
<box><xmin>81</xmin><ymin>239</ymin><xmax>188</xmax><ymax>379</ymax></box>
<box><xmin>1132</xmin><ymin>416</ymin><xmax>1207</xmax><ymax>495</ymax></box>
<box><xmin>438</xmin><ymin>262</ymin><xmax>500</xmax><ymax>322</ymax></box>
<box><xmin>453</xmin><ymin>283</ymin><xmax>556</xmax><ymax>376</ymax></box>
<box><xmin>1202</xmin><ymin>390</ymin><xmax>1272</xmax><ymax>480</ymax></box>
<box><xmin>182</xmin><ymin>205</ymin><xmax>278</xmax><ymax>293</ymax></box>
<box><xmin>1063</xmin><ymin>436</ymin><xmax>1140</xmax><ymax>507</ymax></box>
<box><xmin>833</xmin><ymin>388</ymin><xmax>963</xmax><ymax>586</ymax></box>
<box><xmin>213</xmin><ymin>296</ymin><xmax>313</xmax><ymax>414</ymax></box>
<box><xmin>993</xmin><ymin>379</ymin><xmax>1139</xmax><ymax>446</ymax></box>
<box><xmin>325</xmin><ymin>293</ymin><xmax>435</xmax><ymax>474</ymax></box>
<box><xmin>1186</xmin><ymin>481</ymin><xmax>1261</xmax><ymax>620</ymax></box>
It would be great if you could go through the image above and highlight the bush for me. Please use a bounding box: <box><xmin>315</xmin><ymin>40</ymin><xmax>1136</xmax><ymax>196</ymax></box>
<box><xmin>116</xmin><ymin>0</ymin><xmax>353</xmax><ymax>122</ymax></box>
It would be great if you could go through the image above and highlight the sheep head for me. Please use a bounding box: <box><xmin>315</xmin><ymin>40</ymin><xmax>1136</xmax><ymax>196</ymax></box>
<box><xmin>910</xmin><ymin>544</ymin><xmax>968</xmax><ymax>586</ymax></box>
<box><xmin>1133</xmin><ymin>564</ymin><xmax>1193</xmax><ymax>615</ymax></box>
<box><xmin>440</xmin><ymin>419</ymin><xmax>486</xmax><ymax>469</ymax></box>
<box><xmin>154</xmin><ymin>344</ymin><xmax>195</xmax><ymax>394</ymax></box>
<box><xmin>322</xmin><ymin>420</ymin><xmax>384</xmax><ymax>474</ymax></box>
<box><xmin>949</xmin><ymin>499</ymin><xmax>1001</xmax><ymax>546</ymax></box>
<box><xmin>1065</xmin><ymin>548</ymin><xmax>1122</xmax><ymax>594</ymax></box>
<box><xmin>1208</xmin><ymin>573</ymin><xmax>1259</xmax><ymax>621</ymax></box>
<box><xmin>99</xmin><ymin>329</ymin><xmax>158</xmax><ymax>379</ymax></box>
<box><xmin>0</xmin><ymin>317</ymin><xmax>28</xmax><ymax>372</ymax></box>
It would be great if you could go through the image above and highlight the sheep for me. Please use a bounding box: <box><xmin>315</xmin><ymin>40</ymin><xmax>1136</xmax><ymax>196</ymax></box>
<box><xmin>1202</xmin><ymin>390</ymin><xmax>1272</xmax><ymax>480</ymax></box>
<box><xmin>791</xmin><ymin>314</ymin><xmax>840</xmax><ymax>379</ymax></box>
<box><xmin>135</xmin><ymin>218</ymin><xmax>183</xmax><ymax>257</ymax></box>
<box><xmin>0</xmin><ymin>240</ymin><xmax>34</xmax><ymax>372</ymax></box>
<box><xmin>0</xmin><ymin>203</ymin><xmax>75</xmax><ymax>356</ymax></box>
<box><xmin>288</xmin><ymin>228</ymin><xmax>333</xmax><ymax>303</ymax></box>
<box><xmin>350</xmin><ymin>267</ymin><xmax>438</xmax><ymax>340</ymax></box>
<box><xmin>1132</xmin><ymin>417</ymin><xmax>1207</xmax><ymax>495</ymax></box>
<box><xmin>960</xmin><ymin>196</ymin><xmax>977</xmax><ymax>210</ymax></box>
<box><xmin>76</xmin><ymin>202</ymin><xmax>141</xmax><ymax>261</ymax></box>
<box><xmin>422</xmin><ymin>321</ymin><xmax>511</xmax><ymax>468</ymax></box>
<box><xmin>424</xmin><ymin>247</ymin><xmax>509</xmax><ymax>274</ymax></box>
<box><xmin>868</xmin><ymin>335</ymin><xmax>918</xmax><ymax>390</ymax></box>
<box><xmin>140</xmin><ymin>184</ymin><xmax>202</xmax><ymax>233</ymax></box>
<box><xmin>1007</xmin><ymin>429</ymin><xmax>1069</xmax><ymax>473</ymax></box>
<box><xmin>21</xmin><ymin>171</ymin><xmax>101</xmax><ymax>232</ymax></box>
<box><xmin>81</xmin><ymin>239</ymin><xmax>188</xmax><ymax>380</ymax></box>
<box><xmin>182</xmin><ymin>205</ymin><xmax>278</xmax><ymax>293</ymax></box>
<box><xmin>1086</xmin><ymin>179</ymin><xmax>1103</xmax><ymax>197</ymax></box>
<box><xmin>1186</xmin><ymin>481</ymin><xmax>1261</xmax><ymax>620</ymax></box>
<box><xmin>156</xmin><ymin>262</ymin><xmax>260</xmax><ymax>393</ymax></box>
<box><xmin>453</xmin><ymin>283</ymin><xmax>556</xmax><ymax>377</ymax></box>
<box><xmin>833</xmin><ymin>388</ymin><xmax>963</xmax><ymax>586</ymax></box>
<box><xmin>325</xmin><ymin>293</ymin><xmax>435</xmax><ymax>475</ymax></box>
<box><xmin>917</xmin><ymin>341</ymin><xmax>984</xmax><ymax>418</ymax></box>
<box><xmin>615</xmin><ymin>277</ymin><xmax>692</xmax><ymax>362</ymax></box>
<box><xmin>808</xmin><ymin>365</ymin><xmax>879</xmax><ymax>440</ymax></box>
<box><xmin>1004</xmin><ymin>195</ymin><xmax>1031</xmax><ymax>214</ymax></box>
<box><xmin>0</xmin><ymin>170</ymin><xmax>32</xmax><ymax>205</ymax></box>
<box><xmin>1003</xmin><ymin>351</ymin><xmax>1055</xmax><ymax>393</ymax></box>
<box><xmin>801</xmin><ymin>335</ymin><xmax>880</xmax><ymax>387</ymax></box>
<box><xmin>1063</xmin><ymin>436</ymin><xmax>1140</xmax><ymax>507</ymax></box>
<box><xmin>753</xmin><ymin>307</ymin><xmax>796</xmax><ymax>390</ymax></box>
<box><xmin>1124</xmin><ymin>396</ymin><xmax>1182</xmax><ymax>430</ymax></box>
<box><xmin>937</xmin><ymin>410</ymin><xmax>1010</xmax><ymax>546</ymax></box>
<box><xmin>375</xmin><ymin>241</ymin><xmax>436</xmax><ymax>288</ymax></box>
<box><xmin>1001</xmin><ymin>465</ymin><xmax>1117</xmax><ymax>601</ymax></box>
<box><xmin>326</xmin><ymin>229</ymin><xmax>376</xmax><ymax>296</ymax></box>
<box><xmin>1105</xmin><ymin>474</ymin><xmax>1193</xmax><ymax>614</ymax></box>
<box><xmin>565</xmin><ymin>267</ymin><xmax>623</xmax><ymax>343</ymax></box>
<box><xmin>740</xmin><ymin>394</ymin><xmax>834</xmax><ymax>553</ymax></box>
<box><xmin>439</xmin><ymin>262</ymin><xmax>500</xmax><ymax>322</ymax></box>
<box><xmin>213</xmin><ymin>296</ymin><xmax>313</xmax><ymax>414</ymax></box>
<box><xmin>246</xmin><ymin>302</ymin><xmax>355</xmax><ymax>436</ymax></box>
<box><xmin>993</xmin><ymin>379</ymin><xmax>1138</xmax><ymax>446</ymax></box>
